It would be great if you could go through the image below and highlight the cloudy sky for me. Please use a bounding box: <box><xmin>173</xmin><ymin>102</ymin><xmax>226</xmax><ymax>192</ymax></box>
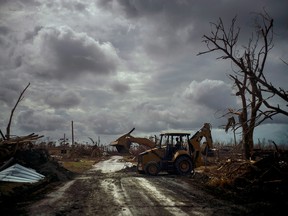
<box><xmin>0</xmin><ymin>0</ymin><xmax>287</xmax><ymax>145</ymax></box>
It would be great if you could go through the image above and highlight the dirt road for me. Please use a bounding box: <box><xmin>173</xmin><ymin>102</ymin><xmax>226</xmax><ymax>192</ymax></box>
<box><xmin>28</xmin><ymin>156</ymin><xmax>248</xmax><ymax>216</ymax></box>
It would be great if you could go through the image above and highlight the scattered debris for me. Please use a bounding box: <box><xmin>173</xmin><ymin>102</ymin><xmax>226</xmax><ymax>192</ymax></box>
<box><xmin>204</xmin><ymin>147</ymin><xmax>288</xmax><ymax>197</ymax></box>
<box><xmin>0</xmin><ymin>133</ymin><xmax>43</xmax><ymax>145</ymax></box>
<box><xmin>0</xmin><ymin>148</ymin><xmax>75</xmax><ymax>212</ymax></box>
<box><xmin>0</xmin><ymin>133</ymin><xmax>44</xmax><ymax>165</ymax></box>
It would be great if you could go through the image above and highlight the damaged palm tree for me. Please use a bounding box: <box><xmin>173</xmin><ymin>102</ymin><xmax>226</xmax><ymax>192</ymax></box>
<box><xmin>225</xmin><ymin>115</ymin><xmax>237</xmax><ymax>146</ymax></box>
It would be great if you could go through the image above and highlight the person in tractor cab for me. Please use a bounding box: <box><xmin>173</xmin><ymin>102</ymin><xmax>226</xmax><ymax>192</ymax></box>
<box><xmin>175</xmin><ymin>138</ymin><xmax>181</xmax><ymax>150</ymax></box>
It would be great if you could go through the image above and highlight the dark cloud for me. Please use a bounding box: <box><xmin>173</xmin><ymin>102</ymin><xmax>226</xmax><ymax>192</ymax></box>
<box><xmin>116</xmin><ymin>0</ymin><xmax>188</xmax><ymax>20</ymax></box>
<box><xmin>0</xmin><ymin>0</ymin><xmax>8</xmax><ymax>6</ymax></box>
<box><xmin>0</xmin><ymin>0</ymin><xmax>287</xmax><ymax>143</ymax></box>
<box><xmin>96</xmin><ymin>0</ymin><xmax>113</xmax><ymax>9</ymax></box>
<box><xmin>19</xmin><ymin>0</ymin><xmax>40</xmax><ymax>5</ymax></box>
<box><xmin>61</xmin><ymin>1</ymin><xmax>88</xmax><ymax>12</ymax></box>
<box><xmin>0</xmin><ymin>77</ymin><xmax>27</xmax><ymax>106</ymax></box>
<box><xmin>24</xmin><ymin>26</ymin><xmax>119</xmax><ymax>80</ymax></box>
<box><xmin>99</xmin><ymin>0</ymin><xmax>288</xmax><ymax>59</ymax></box>
<box><xmin>45</xmin><ymin>90</ymin><xmax>82</xmax><ymax>109</ymax></box>
<box><xmin>111</xmin><ymin>81</ymin><xmax>130</xmax><ymax>94</ymax></box>
<box><xmin>74</xmin><ymin>2</ymin><xmax>86</xmax><ymax>11</ymax></box>
<box><xmin>1</xmin><ymin>0</ymin><xmax>41</xmax><ymax>9</ymax></box>
<box><xmin>183</xmin><ymin>79</ymin><xmax>236</xmax><ymax>110</ymax></box>
<box><xmin>112</xmin><ymin>0</ymin><xmax>288</xmax><ymax>25</ymax></box>
<box><xmin>24</xmin><ymin>26</ymin><xmax>43</xmax><ymax>41</ymax></box>
<box><xmin>17</xmin><ymin>109</ymin><xmax>66</xmax><ymax>133</ymax></box>
<box><xmin>0</xmin><ymin>26</ymin><xmax>9</xmax><ymax>35</ymax></box>
<box><xmin>131</xmin><ymin>102</ymin><xmax>181</xmax><ymax>133</ymax></box>
<box><xmin>91</xmin><ymin>112</ymin><xmax>131</xmax><ymax>135</ymax></box>
<box><xmin>0</xmin><ymin>26</ymin><xmax>17</xmax><ymax>69</ymax></box>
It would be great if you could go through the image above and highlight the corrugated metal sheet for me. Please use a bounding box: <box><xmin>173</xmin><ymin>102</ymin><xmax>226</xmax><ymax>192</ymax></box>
<box><xmin>0</xmin><ymin>163</ymin><xmax>45</xmax><ymax>183</ymax></box>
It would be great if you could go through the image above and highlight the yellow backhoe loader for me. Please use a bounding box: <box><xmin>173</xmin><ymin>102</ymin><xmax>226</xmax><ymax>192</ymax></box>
<box><xmin>110</xmin><ymin>123</ymin><xmax>213</xmax><ymax>176</ymax></box>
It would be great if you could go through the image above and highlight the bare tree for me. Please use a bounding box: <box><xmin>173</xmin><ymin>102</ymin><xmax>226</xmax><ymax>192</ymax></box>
<box><xmin>198</xmin><ymin>12</ymin><xmax>287</xmax><ymax>159</ymax></box>
<box><xmin>6</xmin><ymin>83</ymin><xmax>30</xmax><ymax>139</ymax></box>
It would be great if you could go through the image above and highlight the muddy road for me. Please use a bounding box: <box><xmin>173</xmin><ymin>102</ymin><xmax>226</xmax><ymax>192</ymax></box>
<box><xmin>28</xmin><ymin>156</ymin><xmax>249</xmax><ymax>216</ymax></box>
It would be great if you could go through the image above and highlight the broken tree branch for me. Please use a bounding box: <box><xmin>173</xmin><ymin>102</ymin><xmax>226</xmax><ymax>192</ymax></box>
<box><xmin>6</xmin><ymin>83</ymin><xmax>30</xmax><ymax>139</ymax></box>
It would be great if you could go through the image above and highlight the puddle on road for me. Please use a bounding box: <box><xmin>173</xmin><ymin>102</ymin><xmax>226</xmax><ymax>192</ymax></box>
<box><xmin>92</xmin><ymin>156</ymin><xmax>133</xmax><ymax>173</ymax></box>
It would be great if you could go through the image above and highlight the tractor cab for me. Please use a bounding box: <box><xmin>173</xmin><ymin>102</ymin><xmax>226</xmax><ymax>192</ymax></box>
<box><xmin>159</xmin><ymin>132</ymin><xmax>191</xmax><ymax>160</ymax></box>
<box><xmin>137</xmin><ymin>132</ymin><xmax>194</xmax><ymax>175</ymax></box>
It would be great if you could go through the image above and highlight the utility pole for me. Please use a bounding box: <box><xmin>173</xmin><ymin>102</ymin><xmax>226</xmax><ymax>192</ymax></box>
<box><xmin>60</xmin><ymin>133</ymin><xmax>68</xmax><ymax>145</ymax></box>
<box><xmin>71</xmin><ymin>121</ymin><xmax>74</xmax><ymax>146</ymax></box>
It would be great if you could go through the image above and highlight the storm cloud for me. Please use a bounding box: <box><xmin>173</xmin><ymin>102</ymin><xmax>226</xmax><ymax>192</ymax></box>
<box><xmin>0</xmin><ymin>0</ymin><xmax>287</xmax><ymax>144</ymax></box>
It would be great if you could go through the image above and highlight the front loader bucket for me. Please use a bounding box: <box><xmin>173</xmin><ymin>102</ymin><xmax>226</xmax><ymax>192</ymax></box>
<box><xmin>110</xmin><ymin>140</ymin><xmax>131</xmax><ymax>154</ymax></box>
<box><xmin>110</xmin><ymin>128</ymin><xmax>135</xmax><ymax>154</ymax></box>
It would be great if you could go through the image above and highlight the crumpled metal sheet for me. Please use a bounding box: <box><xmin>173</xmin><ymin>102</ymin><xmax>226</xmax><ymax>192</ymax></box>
<box><xmin>0</xmin><ymin>163</ymin><xmax>45</xmax><ymax>183</ymax></box>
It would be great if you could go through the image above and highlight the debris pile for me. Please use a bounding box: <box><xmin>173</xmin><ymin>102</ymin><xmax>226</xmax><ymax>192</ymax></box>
<box><xmin>235</xmin><ymin>154</ymin><xmax>288</xmax><ymax>191</ymax></box>
<box><xmin>0</xmin><ymin>134</ymin><xmax>75</xmax><ymax>211</ymax></box>
<box><xmin>211</xmin><ymin>159</ymin><xmax>252</xmax><ymax>184</ymax></box>
<box><xmin>207</xmin><ymin>151</ymin><xmax>288</xmax><ymax>196</ymax></box>
<box><xmin>0</xmin><ymin>133</ymin><xmax>43</xmax><ymax>166</ymax></box>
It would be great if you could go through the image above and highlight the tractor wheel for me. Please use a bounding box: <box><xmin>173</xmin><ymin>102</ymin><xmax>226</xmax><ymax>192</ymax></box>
<box><xmin>175</xmin><ymin>157</ymin><xmax>193</xmax><ymax>175</ymax></box>
<box><xmin>145</xmin><ymin>162</ymin><xmax>160</xmax><ymax>176</ymax></box>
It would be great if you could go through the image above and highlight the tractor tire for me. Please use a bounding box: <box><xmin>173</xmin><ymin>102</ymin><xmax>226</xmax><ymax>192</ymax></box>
<box><xmin>175</xmin><ymin>156</ymin><xmax>193</xmax><ymax>176</ymax></box>
<box><xmin>145</xmin><ymin>161</ymin><xmax>160</xmax><ymax>176</ymax></box>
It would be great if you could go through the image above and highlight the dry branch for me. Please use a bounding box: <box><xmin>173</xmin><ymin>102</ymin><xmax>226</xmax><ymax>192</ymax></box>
<box><xmin>6</xmin><ymin>83</ymin><xmax>30</xmax><ymax>139</ymax></box>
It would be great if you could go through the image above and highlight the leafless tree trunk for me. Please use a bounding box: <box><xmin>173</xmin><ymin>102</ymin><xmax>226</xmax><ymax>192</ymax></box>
<box><xmin>198</xmin><ymin>12</ymin><xmax>287</xmax><ymax>159</ymax></box>
<box><xmin>6</xmin><ymin>83</ymin><xmax>30</xmax><ymax>139</ymax></box>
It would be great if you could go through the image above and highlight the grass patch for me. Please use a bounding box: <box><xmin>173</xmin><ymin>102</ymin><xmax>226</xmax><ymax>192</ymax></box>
<box><xmin>61</xmin><ymin>159</ymin><xmax>97</xmax><ymax>173</ymax></box>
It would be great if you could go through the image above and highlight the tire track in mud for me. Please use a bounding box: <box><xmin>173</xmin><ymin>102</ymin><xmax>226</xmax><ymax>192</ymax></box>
<box><xmin>125</xmin><ymin>177</ymin><xmax>190</xmax><ymax>216</ymax></box>
<box><xmin>28</xmin><ymin>180</ymin><xmax>77</xmax><ymax>215</ymax></box>
<box><xmin>27</xmin><ymin>156</ymin><xmax>248</xmax><ymax>216</ymax></box>
<box><xmin>101</xmin><ymin>178</ymin><xmax>133</xmax><ymax>216</ymax></box>
<box><xmin>153</xmin><ymin>176</ymin><xmax>247</xmax><ymax>215</ymax></box>
<box><xmin>100</xmin><ymin>176</ymin><xmax>188</xmax><ymax>216</ymax></box>
<box><xmin>117</xmin><ymin>176</ymin><xmax>246</xmax><ymax>216</ymax></box>
<box><xmin>146</xmin><ymin>176</ymin><xmax>247</xmax><ymax>216</ymax></box>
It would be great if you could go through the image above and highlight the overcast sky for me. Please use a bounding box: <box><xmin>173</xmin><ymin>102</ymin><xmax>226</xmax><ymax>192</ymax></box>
<box><xmin>0</xmin><ymin>0</ymin><xmax>287</xmax><ymax>145</ymax></box>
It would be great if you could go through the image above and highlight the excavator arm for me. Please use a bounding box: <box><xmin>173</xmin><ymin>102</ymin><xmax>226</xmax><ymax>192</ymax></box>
<box><xmin>189</xmin><ymin>123</ymin><xmax>213</xmax><ymax>167</ymax></box>
<box><xmin>189</xmin><ymin>123</ymin><xmax>213</xmax><ymax>150</ymax></box>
